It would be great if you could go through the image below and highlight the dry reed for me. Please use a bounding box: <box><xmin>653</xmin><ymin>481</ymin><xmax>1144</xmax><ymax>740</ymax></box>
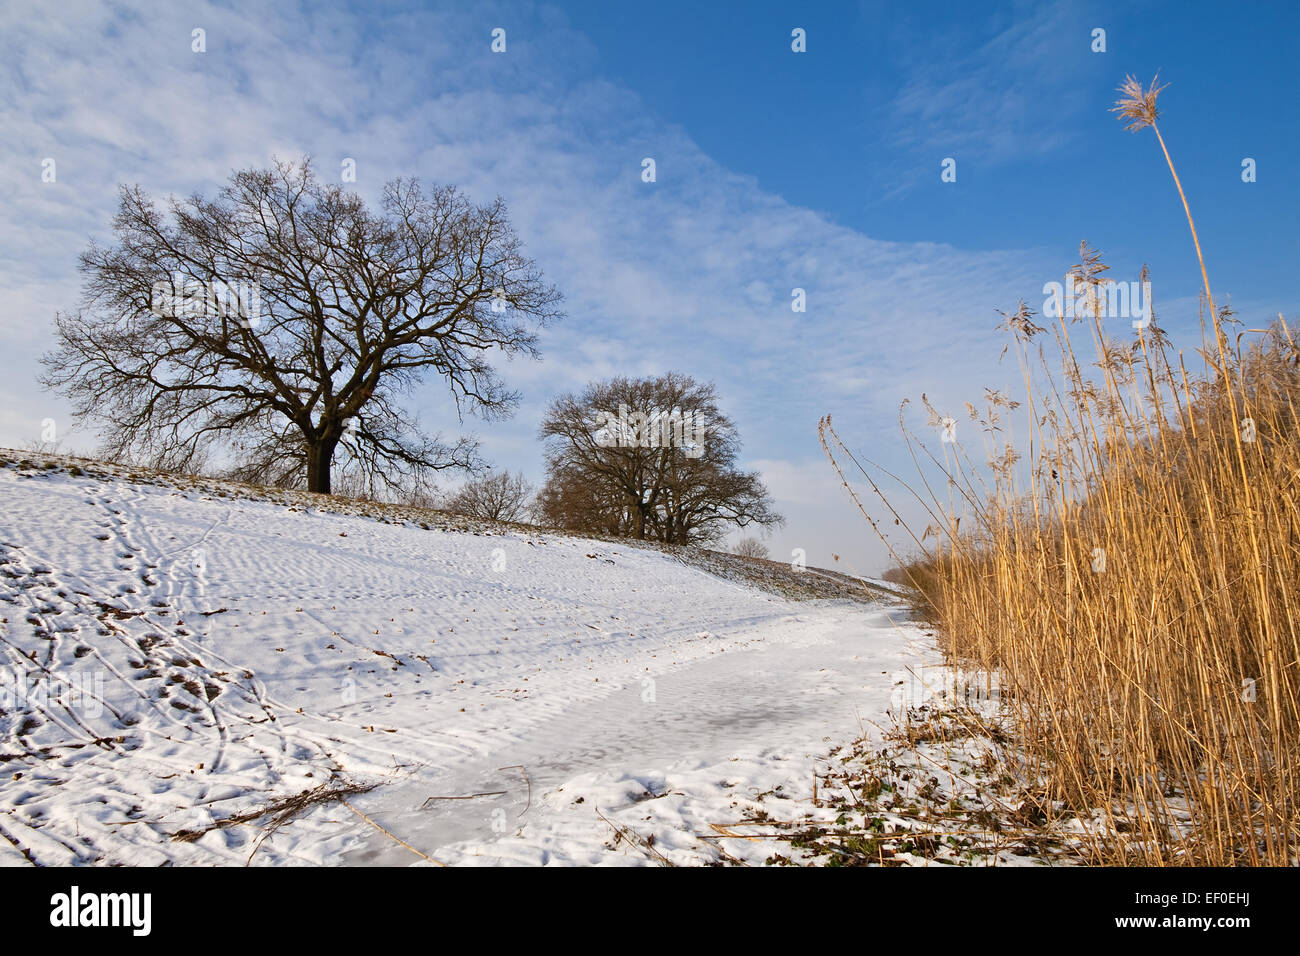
<box><xmin>821</xmin><ymin>76</ymin><xmax>1299</xmax><ymax>865</ymax></box>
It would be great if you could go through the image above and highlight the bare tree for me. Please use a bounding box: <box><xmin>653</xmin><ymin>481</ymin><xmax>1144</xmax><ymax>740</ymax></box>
<box><xmin>537</xmin><ymin>373</ymin><xmax>782</xmax><ymax>545</ymax></box>
<box><xmin>732</xmin><ymin>537</ymin><xmax>771</xmax><ymax>560</ymax></box>
<box><xmin>446</xmin><ymin>471</ymin><xmax>534</xmax><ymax>522</ymax></box>
<box><xmin>40</xmin><ymin>158</ymin><xmax>562</xmax><ymax>495</ymax></box>
<box><xmin>534</xmin><ymin>458</ymin><xmax>631</xmax><ymax>536</ymax></box>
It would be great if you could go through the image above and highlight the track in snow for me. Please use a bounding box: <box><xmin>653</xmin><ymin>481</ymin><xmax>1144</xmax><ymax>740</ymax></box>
<box><xmin>0</xmin><ymin>457</ymin><xmax>931</xmax><ymax>866</ymax></box>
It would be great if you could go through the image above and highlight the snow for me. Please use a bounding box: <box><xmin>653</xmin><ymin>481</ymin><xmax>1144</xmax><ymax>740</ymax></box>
<box><xmin>0</xmin><ymin>454</ymin><xmax>935</xmax><ymax>866</ymax></box>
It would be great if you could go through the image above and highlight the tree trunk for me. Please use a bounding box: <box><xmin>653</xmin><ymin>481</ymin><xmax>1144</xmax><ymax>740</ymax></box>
<box><xmin>306</xmin><ymin>437</ymin><xmax>337</xmax><ymax>494</ymax></box>
<box><xmin>631</xmin><ymin>495</ymin><xmax>646</xmax><ymax>539</ymax></box>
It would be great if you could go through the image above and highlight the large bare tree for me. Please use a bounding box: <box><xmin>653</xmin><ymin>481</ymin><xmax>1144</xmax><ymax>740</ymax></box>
<box><xmin>40</xmin><ymin>159</ymin><xmax>562</xmax><ymax>494</ymax></box>
<box><xmin>537</xmin><ymin>373</ymin><xmax>782</xmax><ymax>545</ymax></box>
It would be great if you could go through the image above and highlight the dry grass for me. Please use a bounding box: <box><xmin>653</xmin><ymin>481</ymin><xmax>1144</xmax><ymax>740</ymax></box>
<box><xmin>820</xmin><ymin>77</ymin><xmax>1300</xmax><ymax>865</ymax></box>
<box><xmin>754</xmin><ymin>706</ymin><xmax>1092</xmax><ymax>867</ymax></box>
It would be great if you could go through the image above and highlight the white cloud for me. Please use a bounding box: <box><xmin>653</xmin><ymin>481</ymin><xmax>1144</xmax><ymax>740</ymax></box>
<box><xmin>0</xmin><ymin>0</ymin><xmax>1064</xmax><ymax>572</ymax></box>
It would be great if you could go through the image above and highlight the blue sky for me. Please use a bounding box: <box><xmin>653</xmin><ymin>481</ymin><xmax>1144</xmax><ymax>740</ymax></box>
<box><xmin>2</xmin><ymin>0</ymin><xmax>1296</xmax><ymax>574</ymax></box>
<box><xmin>567</xmin><ymin>0</ymin><xmax>1299</xmax><ymax>283</ymax></box>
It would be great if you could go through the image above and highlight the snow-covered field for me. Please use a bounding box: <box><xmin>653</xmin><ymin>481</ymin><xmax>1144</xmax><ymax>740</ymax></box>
<box><xmin>0</xmin><ymin>453</ymin><xmax>935</xmax><ymax>866</ymax></box>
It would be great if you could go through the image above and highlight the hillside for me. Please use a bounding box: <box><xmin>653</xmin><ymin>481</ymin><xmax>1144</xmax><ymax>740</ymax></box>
<box><xmin>0</xmin><ymin>449</ymin><xmax>928</xmax><ymax>866</ymax></box>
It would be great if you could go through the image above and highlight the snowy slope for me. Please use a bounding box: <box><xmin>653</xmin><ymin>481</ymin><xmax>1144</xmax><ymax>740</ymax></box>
<box><xmin>0</xmin><ymin>453</ymin><xmax>934</xmax><ymax>866</ymax></box>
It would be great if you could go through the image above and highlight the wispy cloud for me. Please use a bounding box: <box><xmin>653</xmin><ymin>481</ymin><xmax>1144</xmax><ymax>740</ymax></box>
<box><xmin>865</xmin><ymin>0</ymin><xmax>1090</xmax><ymax>201</ymax></box>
